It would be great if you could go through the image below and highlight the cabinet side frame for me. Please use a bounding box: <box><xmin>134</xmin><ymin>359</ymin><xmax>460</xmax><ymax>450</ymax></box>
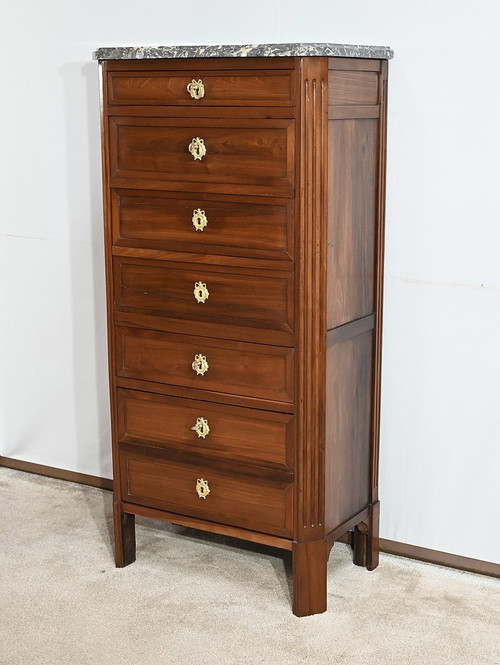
<box><xmin>371</xmin><ymin>60</ymin><xmax>388</xmax><ymax>507</ymax></box>
<box><xmin>292</xmin><ymin>56</ymin><xmax>329</xmax><ymax>617</ymax></box>
<box><xmin>366</xmin><ymin>59</ymin><xmax>389</xmax><ymax>569</ymax></box>
<box><xmin>294</xmin><ymin>57</ymin><xmax>329</xmax><ymax>544</ymax></box>
<box><xmin>98</xmin><ymin>60</ymin><xmax>136</xmax><ymax>566</ymax></box>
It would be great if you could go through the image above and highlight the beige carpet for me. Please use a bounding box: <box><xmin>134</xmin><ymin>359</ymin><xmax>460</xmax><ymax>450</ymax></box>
<box><xmin>0</xmin><ymin>467</ymin><xmax>499</xmax><ymax>664</ymax></box>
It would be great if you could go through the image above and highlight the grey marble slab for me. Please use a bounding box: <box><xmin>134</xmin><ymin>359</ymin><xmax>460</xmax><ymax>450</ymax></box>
<box><xmin>93</xmin><ymin>42</ymin><xmax>393</xmax><ymax>61</ymax></box>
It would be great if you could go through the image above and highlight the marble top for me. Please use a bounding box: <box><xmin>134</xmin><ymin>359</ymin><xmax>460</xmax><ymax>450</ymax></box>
<box><xmin>93</xmin><ymin>42</ymin><xmax>393</xmax><ymax>61</ymax></box>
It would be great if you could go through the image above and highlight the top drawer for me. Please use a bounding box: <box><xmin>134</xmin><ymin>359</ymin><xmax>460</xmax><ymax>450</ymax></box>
<box><xmin>107</xmin><ymin>69</ymin><xmax>295</xmax><ymax>107</ymax></box>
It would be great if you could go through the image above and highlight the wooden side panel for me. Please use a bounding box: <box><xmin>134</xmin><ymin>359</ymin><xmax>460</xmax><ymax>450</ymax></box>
<box><xmin>325</xmin><ymin>330</ymin><xmax>373</xmax><ymax>531</ymax></box>
<box><xmin>99</xmin><ymin>62</ymin><xmax>124</xmax><ymax>505</ymax></box>
<box><xmin>328</xmin><ymin>70</ymin><xmax>379</xmax><ymax>106</ymax></box>
<box><xmin>371</xmin><ymin>60</ymin><xmax>389</xmax><ymax>507</ymax></box>
<box><xmin>325</xmin><ymin>61</ymin><xmax>388</xmax><ymax>535</ymax></box>
<box><xmin>327</xmin><ymin>118</ymin><xmax>377</xmax><ymax>329</ymax></box>
<box><xmin>295</xmin><ymin>57</ymin><xmax>328</xmax><ymax>541</ymax></box>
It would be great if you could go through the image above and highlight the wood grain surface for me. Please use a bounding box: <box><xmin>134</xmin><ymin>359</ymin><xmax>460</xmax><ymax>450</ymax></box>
<box><xmin>117</xmin><ymin>388</ymin><xmax>294</xmax><ymax>470</ymax></box>
<box><xmin>120</xmin><ymin>449</ymin><xmax>293</xmax><ymax>537</ymax></box>
<box><xmin>108</xmin><ymin>68</ymin><xmax>295</xmax><ymax>106</ymax></box>
<box><xmin>115</xmin><ymin>326</ymin><xmax>295</xmax><ymax>403</ymax></box>
<box><xmin>113</xmin><ymin>189</ymin><xmax>295</xmax><ymax>260</ymax></box>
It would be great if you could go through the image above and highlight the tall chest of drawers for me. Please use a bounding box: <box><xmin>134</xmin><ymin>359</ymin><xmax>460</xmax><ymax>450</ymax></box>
<box><xmin>96</xmin><ymin>43</ymin><xmax>392</xmax><ymax>616</ymax></box>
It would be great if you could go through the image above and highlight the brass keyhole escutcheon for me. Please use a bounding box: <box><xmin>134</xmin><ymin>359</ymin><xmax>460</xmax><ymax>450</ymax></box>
<box><xmin>192</xmin><ymin>354</ymin><xmax>209</xmax><ymax>376</ymax></box>
<box><xmin>191</xmin><ymin>417</ymin><xmax>210</xmax><ymax>439</ymax></box>
<box><xmin>192</xmin><ymin>208</ymin><xmax>208</xmax><ymax>231</ymax></box>
<box><xmin>194</xmin><ymin>281</ymin><xmax>209</xmax><ymax>304</ymax></box>
<box><xmin>187</xmin><ymin>78</ymin><xmax>205</xmax><ymax>100</ymax></box>
<box><xmin>196</xmin><ymin>478</ymin><xmax>210</xmax><ymax>499</ymax></box>
<box><xmin>188</xmin><ymin>137</ymin><xmax>207</xmax><ymax>161</ymax></box>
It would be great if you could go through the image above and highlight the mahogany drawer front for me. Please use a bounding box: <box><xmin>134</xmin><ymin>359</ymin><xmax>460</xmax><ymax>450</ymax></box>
<box><xmin>109</xmin><ymin>117</ymin><xmax>294</xmax><ymax>191</ymax></box>
<box><xmin>117</xmin><ymin>389</ymin><xmax>294</xmax><ymax>470</ymax></box>
<box><xmin>120</xmin><ymin>449</ymin><xmax>293</xmax><ymax>537</ymax></box>
<box><xmin>112</xmin><ymin>190</ymin><xmax>294</xmax><ymax>260</ymax></box>
<box><xmin>114</xmin><ymin>258</ymin><xmax>294</xmax><ymax>334</ymax></box>
<box><xmin>116</xmin><ymin>327</ymin><xmax>295</xmax><ymax>403</ymax></box>
<box><xmin>107</xmin><ymin>69</ymin><xmax>295</xmax><ymax>106</ymax></box>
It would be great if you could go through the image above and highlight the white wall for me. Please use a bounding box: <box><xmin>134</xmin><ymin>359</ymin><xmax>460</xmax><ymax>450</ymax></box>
<box><xmin>1</xmin><ymin>1</ymin><xmax>499</xmax><ymax>564</ymax></box>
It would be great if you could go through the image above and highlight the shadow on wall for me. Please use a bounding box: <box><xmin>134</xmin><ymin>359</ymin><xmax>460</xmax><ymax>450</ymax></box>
<box><xmin>60</xmin><ymin>60</ymin><xmax>112</xmax><ymax>480</ymax></box>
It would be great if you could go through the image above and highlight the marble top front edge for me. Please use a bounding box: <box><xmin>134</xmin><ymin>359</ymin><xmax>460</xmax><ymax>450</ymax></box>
<box><xmin>93</xmin><ymin>42</ymin><xmax>394</xmax><ymax>61</ymax></box>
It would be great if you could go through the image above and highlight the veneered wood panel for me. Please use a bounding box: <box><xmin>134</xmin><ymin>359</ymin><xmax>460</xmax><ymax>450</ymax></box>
<box><xmin>327</xmin><ymin>118</ymin><xmax>377</xmax><ymax>329</ymax></box>
<box><xmin>328</xmin><ymin>70</ymin><xmax>379</xmax><ymax>106</ymax></box>
<box><xmin>109</xmin><ymin>117</ymin><xmax>295</xmax><ymax>191</ymax></box>
<box><xmin>113</xmin><ymin>190</ymin><xmax>294</xmax><ymax>260</ymax></box>
<box><xmin>114</xmin><ymin>257</ymin><xmax>294</xmax><ymax>334</ymax></box>
<box><xmin>328</xmin><ymin>58</ymin><xmax>381</xmax><ymax>72</ymax></box>
<box><xmin>116</xmin><ymin>326</ymin><xmax>295</xmax><ymax>403</ymax></box>
<box><xmin>120</xmin><ymin>450</ymin><xmax>293</xmax><ymax>537</ymax></box>
<box><xmin>108</xmin><ymin>69</ymin><xmax>295</xmax><ymax>106</ymax></box>
<box><xmin>327</xmin><ymin>314</ymin><xmax>374</xmax><ymax>347</ymax></box>
<box><xmin>328</xmin><ymin>106</ymin><xmax>380</xmax><ymax>120</ymax></box>
<box><xmin>117</xmin><ymin>388</ymin><xmax>294</xmax><ymax>470</ymax></box>
<box><xmin>325</xmin><ymin>330</ymin><xmax>373</xmax><ymax>532</ymax></box>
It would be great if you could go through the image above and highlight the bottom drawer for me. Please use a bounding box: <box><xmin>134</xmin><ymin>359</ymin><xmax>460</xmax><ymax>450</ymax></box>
<box><xmin>120</xmin><ymin>449</ymin><xmax>293</xmax><ymax>538</ymax></box>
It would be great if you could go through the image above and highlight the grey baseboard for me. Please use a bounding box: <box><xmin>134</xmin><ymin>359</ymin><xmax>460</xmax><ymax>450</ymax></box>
<box><xmin>0</xmin><ymin>455</ymin><xmax>113</xmax><ymax>491</ymax></box>
<box><xmin>378</xmin><ymin>537</ymin><xmax>500</xmax><ymax>578</ymax></box>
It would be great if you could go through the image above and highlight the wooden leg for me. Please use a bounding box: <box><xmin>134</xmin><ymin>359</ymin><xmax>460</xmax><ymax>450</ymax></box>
<box><xmin>352</xmin><ymin>501</ymin><xmax>380</xmax><ymax>571</ymax></box>
<box><xmin>113</xmin><ymin>500</ymin><xmax>136</xmax><ymax>568</ymax></box>
<box><xmin>292</xmin><ymin>539</ymin><xmax>328</xmax><ymax>617</ymax></box>
<box><xmin>352</xmin><ymin>524</ymin><xmax>368</xmax><ymax>567</ymax></box>
<box><xmin>367</xmin><ymin>500</ymin><xmax>380</xmax><ymax>571</ymax></box>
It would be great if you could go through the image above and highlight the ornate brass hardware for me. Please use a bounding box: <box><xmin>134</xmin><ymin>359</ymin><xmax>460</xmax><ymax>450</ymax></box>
<box><xmin>187</xmin><ymin>78</ymin><xmax>205</xmax><ymax>100</ymax></box>
<box><xmin>188</xmin><ymin>137</ymin><xmax>206</xmax><ymax>161</ymax></box>
<box><xmin>196</xmin><ymin>478</ymin><xmax>210</xmax><ymax>499</ymax></box>
<box><xmin>192</xmin><ymin>354</ymin><xmax>209</xmax><ymax>376</ymax></box>
<box><xmin>193</xmin><ymin>281</ymin><xmax>209</xmax><ymax>304</ymax></box>
<box><xmin>192</xmin><ymin>208</ymin><xmax>208</xmax><ymax>231</ymax></box>
<box><xmin>191</xmin><ymin>417</ymin><xmax>210</xmax><ymax>439</ymax></box>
